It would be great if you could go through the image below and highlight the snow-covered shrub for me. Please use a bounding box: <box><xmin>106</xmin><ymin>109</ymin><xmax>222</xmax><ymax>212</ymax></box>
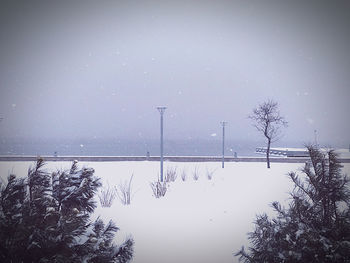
<box><xmin>98</xmin><ymin>183</ymin><xmax>116</xmax><ymax>207</ymax></box>
<box><xmin>235</xmin><ymin>146</ymin><xmax>350</xmax><ymax>262</ymax></box>
<box><xmin>0</xmin><ymin>159</ymin><xmax>134</xmax><ymax>263</ymax></box>
<box><xmin>115</xmin><ymin>175</ymin><xmax>134</xmax><ymax>205</ymax></box>
<box><xmin>165</xmin><ymin>167</ymin><xmax>177</xmax><ymax>182</ymax></box>
<box><xmin>150</xmin><ymin>180</ymin><xmax>167</xmax><ymax>198</ymax></box>
<box><xmin>192</xmin><ymin>165</ymin><xmax>200</xmax><ymax>181</ymax></box>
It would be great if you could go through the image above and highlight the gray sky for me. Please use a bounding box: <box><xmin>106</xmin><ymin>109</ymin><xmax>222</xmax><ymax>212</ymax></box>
<box><xmin>1</xmin><ymin>0</ymin><xmax>349</xmax><ymax>146</ymax></box>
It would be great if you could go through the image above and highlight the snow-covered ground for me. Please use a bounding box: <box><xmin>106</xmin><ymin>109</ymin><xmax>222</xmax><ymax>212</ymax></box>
<box><xmin>1</xmin><ymin>161</ymin><xmax>350</xmax><ymax>263</ymax></box>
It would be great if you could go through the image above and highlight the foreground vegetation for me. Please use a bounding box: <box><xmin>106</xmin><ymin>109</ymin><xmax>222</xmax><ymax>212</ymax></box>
<box><xmin>0</xmin><ymin>159</ymin><xmax>133</xmax><ymax>263</ymax></box>
<box><xmin>236</xmin><ymin>146</ymin><xmax>350</xmax><ymax>262</ymax></box>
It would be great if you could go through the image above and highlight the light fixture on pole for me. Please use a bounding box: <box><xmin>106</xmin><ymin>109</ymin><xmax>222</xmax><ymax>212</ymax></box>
<box><xmin>157</xmin><ymin>106</ymin><xmax>166</xmax><ymax>182</ymax></box>
<box><xmin>221</xmin><ymin>121</ymin><xmax>227</xmax><ymax>168</ymax></box>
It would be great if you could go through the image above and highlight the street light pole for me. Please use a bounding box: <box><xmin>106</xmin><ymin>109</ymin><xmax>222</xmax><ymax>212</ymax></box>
<box><xmin>221</xmin><ymin>121</ymin><xmax>227</xmax><ymax>168</ymax></box>
<box><xmin>157</xmin><ymin>107</ymin><xmax>166</xmax><ymax>182</ymax></box>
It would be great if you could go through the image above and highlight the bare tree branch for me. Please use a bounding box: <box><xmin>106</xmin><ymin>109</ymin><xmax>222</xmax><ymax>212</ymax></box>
<box><xmin>248</xmin><ymin>99</ymin><xmax>288</xmax><ymax>168</ymax></box>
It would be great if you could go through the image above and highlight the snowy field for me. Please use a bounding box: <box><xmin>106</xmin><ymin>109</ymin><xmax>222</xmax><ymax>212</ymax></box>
<box><xmin>1</xmin><ymin>161</ymin><xmax>350</xmax><ymax>263</ymax></box>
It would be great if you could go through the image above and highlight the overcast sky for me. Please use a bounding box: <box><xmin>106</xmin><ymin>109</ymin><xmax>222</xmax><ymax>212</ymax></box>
<box><xmin>1</xmin><ymin>0</ymin><xmax>349</xmax><ymax>146</ymax></box>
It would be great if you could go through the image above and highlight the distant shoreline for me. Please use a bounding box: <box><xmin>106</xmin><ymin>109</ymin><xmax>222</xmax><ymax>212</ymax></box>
<box><xmin>1</xmin><ymin>155</ymin><xmax>350</xmax><ymax>163</ymax></box>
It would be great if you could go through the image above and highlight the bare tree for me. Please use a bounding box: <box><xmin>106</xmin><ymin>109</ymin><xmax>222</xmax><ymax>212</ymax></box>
<box><xmin>249</xmin><ymin>100</ymin><xmax>287</xmax><ymax>168</ymax></box>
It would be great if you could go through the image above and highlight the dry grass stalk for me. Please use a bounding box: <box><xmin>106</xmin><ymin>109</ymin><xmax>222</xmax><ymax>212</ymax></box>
<box><xmin>165</xmin><ymin>167</ymin><xmax>177</xmax><ymax>182</ymax></box>
<box><xmin>181</xmin><ymin>169</ymin><xmax>187</xmax><ymax>181</ymax></box>
<box><xmin>192</xmin><ymin>166</ymin><xmax>200</xmax><ymax>181</ymax></box>
<box><xmin>98</xmin><ymin>184</ymin><xmax>116</xmax><ymax>207</ymax></box>
<box><xmin>206</xmin><ymin>167</ymin><xmax>217</xmax><ymax>180</ymax></box>
<box><xmin>115</xmin><ymin>174</ymin><xmax>134</xmax><ymax>205</ymax></box>
<box><xmin>150</xmin><ymin>180</ymin><xmax>167</xmax><ymax>198</ymax></box>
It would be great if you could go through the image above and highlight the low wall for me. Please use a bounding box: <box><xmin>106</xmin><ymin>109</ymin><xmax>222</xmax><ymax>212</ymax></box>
<box><xmin>1</xmin><ymin>155</ymin><xmax>350</xmax><ymax>163</ymax></box>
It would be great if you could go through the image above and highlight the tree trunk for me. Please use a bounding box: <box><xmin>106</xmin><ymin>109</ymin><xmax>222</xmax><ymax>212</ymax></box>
<box><xmin>266</xmin><ymin>139</ymin><xmax>271</xmax><ymax>168</ymax></box>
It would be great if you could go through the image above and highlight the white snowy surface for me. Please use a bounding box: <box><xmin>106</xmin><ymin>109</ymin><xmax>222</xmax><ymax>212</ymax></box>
<box><xmin>1</xmin><ymin>161</ymin><xmax>350</xmax><ymax>263</ymax></box>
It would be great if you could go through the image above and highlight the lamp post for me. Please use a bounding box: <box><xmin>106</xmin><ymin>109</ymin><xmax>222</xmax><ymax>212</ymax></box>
<box><xmin>157</xmin><ymin>107</ymin><xmax>166</xmax><ymax>182</ymax></box>
<box><xmin>221</xmin><ymin>121</ymin><xmax>227</xmax><ymax>168</ymax></box>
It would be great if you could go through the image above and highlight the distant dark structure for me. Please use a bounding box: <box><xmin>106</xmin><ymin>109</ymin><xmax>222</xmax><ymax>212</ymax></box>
<box><xmin>255</xmin><ymin>147</ymin><xmax>309</xmax><ymax>157</ymax></box>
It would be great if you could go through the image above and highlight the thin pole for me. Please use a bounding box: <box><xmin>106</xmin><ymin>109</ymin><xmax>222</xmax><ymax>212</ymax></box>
<box><xmin>221</xmin><ymin>121</ymin><xmax>227</xmax><ymax>168</ymax></box>
<box><xmin>157</xmin><ymin>107</ymin><xmax>166</xmax><ymax>182</ymax></box>
<box><xmin>160</xmin><ymin>111</ymin><xmax>164</xmax><ymax>181</ymax></box>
